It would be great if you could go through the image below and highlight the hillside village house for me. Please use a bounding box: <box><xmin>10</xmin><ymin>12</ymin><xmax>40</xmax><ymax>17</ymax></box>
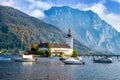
<box><xmin>38</xmin><ymin>28</ymin><xmax>73</xmax><ymax>55</ymax></box>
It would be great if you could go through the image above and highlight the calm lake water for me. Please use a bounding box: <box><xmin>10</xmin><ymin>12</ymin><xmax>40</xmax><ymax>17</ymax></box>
<box><xmin>0</xmin><ymin>56</ymin><xmax>120</xmax><ymax>80</ymax></box>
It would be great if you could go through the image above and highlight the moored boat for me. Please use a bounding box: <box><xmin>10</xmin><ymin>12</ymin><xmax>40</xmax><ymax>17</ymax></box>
<box><xmin>61</xmin><ymin>57</ymin><xmax>85</xmax><ymax>65</ymax></box>
<box><xmin>13</xmin><ymin>58</ymin><xmax>36</xmax><ymax>62</ymax></box>
<box><xmin>0</xmin><ymin>57</ymin><xmax>12</xmax><ymax>62</ymax></box>
<box><xmin>59</xmin><ymin>57</ymin><xmax>67</xmax><ymax>61</ymax></box>
<box><xmin>93</xmin><ymin>57</ymin><xmax>112</xmax><ymax>63</ymax></box>
<box><xmin>13</xmin><ymin>54</ymin><xmax>36</xmax><ymax>62</ymax></box>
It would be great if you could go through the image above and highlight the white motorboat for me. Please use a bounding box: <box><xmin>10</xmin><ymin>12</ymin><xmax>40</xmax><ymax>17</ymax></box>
<box><xmin>13</xmin><ymin>55</ymin><xmax>36</xmax><ymax>62</ymax></box>
<box><xmin>61</xmin><ymin>57</ymin><xmax>85</xmax><ymax>65</ymax></box>
<box><xmin>0</xmin><ymin>57</ymin><xmax>12</xmax><ymax>62</ymax></box>
<box><xmin>93</xmin><ymin>57</ymin><xmax>112</xmax><ymax>63</ymax></box>
<box><xmin>59</xmin><ymin>57</ymin><xmax>67</xmax><ymax>61</ymax></box>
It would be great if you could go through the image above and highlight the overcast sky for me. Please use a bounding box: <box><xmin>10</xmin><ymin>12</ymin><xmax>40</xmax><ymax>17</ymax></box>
<box><xmin>0</xmin><ymin>0</ymin><xmax>120</xmax><ymax>32</ymax></box>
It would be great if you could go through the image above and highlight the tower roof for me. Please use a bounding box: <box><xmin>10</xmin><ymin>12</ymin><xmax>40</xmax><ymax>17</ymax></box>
<box><xmin>39</xmin><ymin>43</ymin><xmax>71</xmax><ymax>48</ymax></box>
<box><xmin>67</xmin><ymin>28</ymin><xmax>72</xmax><ymax>38</ymax></box>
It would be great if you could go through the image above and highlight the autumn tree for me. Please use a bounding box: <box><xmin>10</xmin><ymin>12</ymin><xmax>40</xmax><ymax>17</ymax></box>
<box><xmin>47</xmin><ymin>42</ymin><xmax>52</xmax><ymax>57</ymax></box>
<box><xmin>31</xmin><ymin>43</ymin><xmax>38</xmax><ymax>54</ymax></box>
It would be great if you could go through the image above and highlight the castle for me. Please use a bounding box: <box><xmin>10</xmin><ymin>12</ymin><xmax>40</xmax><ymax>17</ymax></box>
<box><xmin>38</xmin><ymin>28</ymin><xmax>73</xmax><ymax>55</ymax></box>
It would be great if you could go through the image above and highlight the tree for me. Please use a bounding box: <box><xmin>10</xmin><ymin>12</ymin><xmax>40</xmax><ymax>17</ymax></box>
<box><xmin>59</xmin><ymin>52</ymin><xmax>65</xmax><ymax>57</ymax></box>
<box><xmin>72</xmin><ymin>50</ymin><xmax>78</xmax><ymax>57</ymax></box>
<box><xmin>37</xmin><ymin>49</ymin><xmax>44</xmax><ymax>55</ymax></box>
<box><xmin>31</xmin><ymin>43</ymin><xmax>38</xmax><ymax>49</ymax></box>
<box><xmin>31</xmin><ymin>43</ymin><xmax>38</xmax><ymax>54</ymax></box>
<box><xmin>47</xmin><ymin>42</ymin><xmax>52</xmax><ymax>57</ymax></box>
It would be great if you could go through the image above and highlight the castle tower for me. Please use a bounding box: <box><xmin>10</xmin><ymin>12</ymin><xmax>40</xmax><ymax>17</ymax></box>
<box><xmin>40</xmin><ymin>38</ymin><xmax>44</xmax><ymax>44</ymax></box>
<box><xmin>66</xmin><ymin>28</ymin><xmax>73</xmax><ymax>49</ymax></box>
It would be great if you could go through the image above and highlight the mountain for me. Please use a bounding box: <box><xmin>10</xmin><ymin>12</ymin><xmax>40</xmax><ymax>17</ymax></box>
<box><xmin>0</xmin><ymin>6</ymin><xmax>93</xmax><ymax>54</ymax></box>
<box><xmin>43</xmin><ymin>6</ymin><xmax>120</xmax><ymax>54</ymax></box>
<box><xmin>0</xmin><ymin>5</ymin><xmax>64</xmax><ymax>50</ymax></box>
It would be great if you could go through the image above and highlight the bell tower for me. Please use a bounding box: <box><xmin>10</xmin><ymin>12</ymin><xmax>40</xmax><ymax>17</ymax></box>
<box><xmin>66</xmin><ymin>28</ymin><xmax>73</xmax><ymax>49</ymax></box>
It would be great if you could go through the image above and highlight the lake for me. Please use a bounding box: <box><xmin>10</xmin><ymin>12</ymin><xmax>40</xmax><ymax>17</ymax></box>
<box><xmin>0</xmin><ymin>56</ymin><xmax>120</xmax><ymax>80</ymax></box>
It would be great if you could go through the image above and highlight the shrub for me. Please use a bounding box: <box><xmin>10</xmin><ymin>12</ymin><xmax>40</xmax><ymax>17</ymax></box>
<box><xmin>72</xmin><ymin>50</ymin><xmax>78</xmax><ymax>57</ymax></box>
<box><xmin>59</xmin><ymin>52</ymin><xmax>65</xmax><ymax>57</ymax></box>
<box><xmin>37</xmin><ymin>49</ymin><xmax>44</xmax><ymax>55</ymax></box>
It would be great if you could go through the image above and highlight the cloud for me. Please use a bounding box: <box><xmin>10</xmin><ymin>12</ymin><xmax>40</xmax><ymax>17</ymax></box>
<box><xmin>0</xmin><ymin>0</ymin><xmax>52</xmax><ymax>19</ymax></box>
<box><xmin>0</xmin><ymin>0</ymin><xmax>14</xmax><ymax>7</ymax></box>
<box><xmin>89</xmin><ymin>3</ymin><xmax>120</xmax><ymax>32</ymax></box>
<box><xmin>81</xmin><ymin>1</ymin><xmax>106</xmax><ymax>19</ymax></box>
<box><xmin>26</xmin><ymin>0</ymin><xmax>54</xmax><ymax>19</ymax></box>
<box><xmin>105</xmin><ymin>13</ymin><xmax>120</xmax><ymax>31</ymax></box>
<box><xmin>0</xmin><ymin>0</ymin><xmax>23</xmax><ymax>11</ymax></box>
<box><xmin>111</xmin><ymin>0</ymin><xmax>120</xmax><ymax>3</ymax></box>
<box><xmin>30</xmin><ymin>9</ymin><xmax>45</xmax><ymax>18</ymax></box>
<box><xmin>75</xmin><ymin>3</ymin><xmax>90</xmax><ymax>10</ymax></box>
<box><xmin>27</xmin><ymin>0</ymin><xmax>53</xmax><ymax>10</ymax></box>
<box><xmin>0</xmin><ymin>0</ymin><xmax>120</xmax><ymax>31</ymax></box>
<box><xmin>75</xmin><ymin>1</ymin><xmax>120</xmax><ymax>32</ymax></box>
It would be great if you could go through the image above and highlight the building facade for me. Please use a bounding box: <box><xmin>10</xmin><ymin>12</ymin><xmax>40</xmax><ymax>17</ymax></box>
<box><xmin>38</xmin><ymin>43</ymin><xmax>73</xmax><ymax>55</ymax></box>
<box><xmin>38</xmin><ymin>28</ymin><xmax>73</xmax><ymax>55</ymax></box>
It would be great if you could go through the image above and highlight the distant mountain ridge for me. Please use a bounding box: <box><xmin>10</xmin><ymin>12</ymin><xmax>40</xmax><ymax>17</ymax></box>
<box><xmin>0</xmin><ymin>6</ymin><xmax>94</xmax><ymax>54</ymax></box>
<box><xmin>43</xmin><ymin>6</ymin><xmax>120</xmax><ymax>54</ymax></box>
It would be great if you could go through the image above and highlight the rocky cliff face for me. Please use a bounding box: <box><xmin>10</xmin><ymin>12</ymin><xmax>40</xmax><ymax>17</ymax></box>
<box><xmin>43</xmin><ymin>6</ymin><xmax>120</xmax><ymax>54</ymax></box>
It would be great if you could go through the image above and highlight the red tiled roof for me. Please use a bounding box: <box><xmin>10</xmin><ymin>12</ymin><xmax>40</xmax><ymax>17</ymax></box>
<box><xmin>39</xmin><ymin>43</ymin><xmax>71</xmax><ymax>48</ymax></box>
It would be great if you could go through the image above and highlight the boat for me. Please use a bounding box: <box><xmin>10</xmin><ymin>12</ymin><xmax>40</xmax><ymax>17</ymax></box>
<box><xmin>13</xmin><ymin>55</ymin><xmax>36</xmax><ymax>62</ymax></box>
<box><xmin>93</xmin><ymin>57</ymin><xmax>112</xmax><ymax>63</ymax></box>
<box><xmin>13</xmin><ymin>58</ymin><xmax>36</xmax><ymax>62</ymax></box>
<box><xmin>59</xmin><ymin>57</ymin><xmax>67</xmax><ymax>61</ymax></box>
<box><xmin>19</xmin><ymin>51</ymin><xmax>25</xmax><ymax>55</ymax></box>
<box><xmin>61</xmin><ymin>57</ymin><xmax>85</xmax><ymax>65</ymax></box>
<box><xmin>0</xmin><ymin>57</ymin><xmax>11</xmax><ymax>60</ymax></box>
<box><xmin>0</xmin><ymin>57</ymin><xmax>12</xmax><ymax>62</ymax></box>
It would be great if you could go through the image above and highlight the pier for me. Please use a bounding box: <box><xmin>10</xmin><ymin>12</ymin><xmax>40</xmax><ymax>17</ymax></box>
<box><xmin>81</xmin><ymin>55</ymin><xmax>120</xmax><ymax>59</ymax></box>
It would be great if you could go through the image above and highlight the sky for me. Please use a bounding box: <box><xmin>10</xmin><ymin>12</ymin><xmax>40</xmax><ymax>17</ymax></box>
<box><xmin>0</xmin><ymin>0</ymin><xmax>120</xmax><ymax>32</ymax></box>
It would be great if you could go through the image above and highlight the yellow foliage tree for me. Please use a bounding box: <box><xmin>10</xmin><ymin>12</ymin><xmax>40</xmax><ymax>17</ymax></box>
<box><xmin>47</xmin><ymin>42</ymin><xmax>52</xmax><ymax>57</ymax></box>
<box><xmin>31</xmin><ymin>43</ymin><xmax>38</xmax><ymax>50</ymax></box>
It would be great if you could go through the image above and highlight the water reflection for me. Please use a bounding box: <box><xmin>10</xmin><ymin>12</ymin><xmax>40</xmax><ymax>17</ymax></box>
<box><xmin>1</xmin><ymin>57</ymin><xmax>120</xmax><ymax>80</ymax></box>
<box><xmin>22</xmin><ymin>62</ymin><xmax>33</xmax><ymax>67</ymax></box>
